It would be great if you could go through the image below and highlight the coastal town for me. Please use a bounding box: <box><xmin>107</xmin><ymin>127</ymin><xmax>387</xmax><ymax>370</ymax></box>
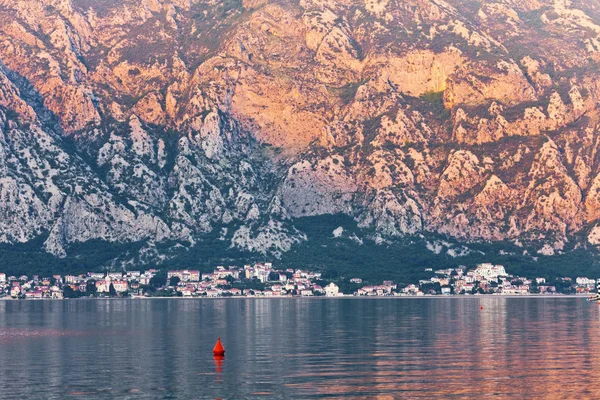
<box><xmin>0</xmin><ymin>262</ymin><xmax>598</xmax><ymax>300</ymax></box>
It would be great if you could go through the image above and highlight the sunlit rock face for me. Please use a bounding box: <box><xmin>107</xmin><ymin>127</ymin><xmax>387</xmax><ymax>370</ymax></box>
<box><xmin>0</xmin><ymin>0</ymin><xmax>600</xmax><ymax>260</ymax></box>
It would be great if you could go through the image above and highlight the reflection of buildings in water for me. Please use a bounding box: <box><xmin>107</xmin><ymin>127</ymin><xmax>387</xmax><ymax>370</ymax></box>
<box><xmin>473</xmin><ymin>298</ymin><xmax>600</xmax><ymax>398</ymax></box>
<box><xmin>2</xmin><ymin>299</ymin><xmax>598</xmax><ymax>398</ymax></box>
<box><xmin>237</xmin><ymin>298</ymin><xmax>300</xmax><ymax>386</ymax></box>
<box><xmin>176</xmin><ymin>299</ymin><xmax>201</xmax><ymax>312</ymax></box>
<box><xmin>298</xmin><ymin>299</ymin><xmax>600</xmax><ymax>398</ymax></box>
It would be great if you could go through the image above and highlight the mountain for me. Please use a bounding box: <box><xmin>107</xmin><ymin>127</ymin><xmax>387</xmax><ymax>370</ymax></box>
<box><xmin>1</xmin><ymin>0</ymin><xmax>600</xmax><ymax>275</ymax></box>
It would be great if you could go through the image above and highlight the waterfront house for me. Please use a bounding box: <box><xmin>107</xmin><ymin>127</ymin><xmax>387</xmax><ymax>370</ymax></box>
<box><xmin>538</xmin><ymin>286</ymin><xmax>556</xmax><ymax>294</ymax></box>
<box><xmin>112</xmin><ymin>280</ymin><xmax>129</xmax><ymax>293</ymax></box>
<box><xmin>10</xmin><ymin>284</ymin><xmax>21</xmax><ymax>298</ymax></box>
<box><xmin>325</xmin><ymin>283</ymin><xmax>340</xmax><ymax>297</ymax></box>
<box><xmin>96</xmin><ymin>280</ymin><xmax>109</xmax><ymax>293</ymax></box>
<box><xmin>271</xmin><ymin>284</ymin><xmax>284</xmax><ymax>294</ymax></box>
<box><xmin>313</xmin><ymin>285</ymin><xmax>325</xmax><ymax>294</ymax></box>
<box><xmin>501</xmin><ymin>285</ymin><xmax>530</xmax><ymax>295</ymax></box>
<box><xmin>358</xmin><ymin>286</ymin><xmax>373</xmax><ymax>296</ymax></box>
<box><xmin>25</xmin><ymin>290</ymin><xmax>42</xmax><ymax>299</ymax></box>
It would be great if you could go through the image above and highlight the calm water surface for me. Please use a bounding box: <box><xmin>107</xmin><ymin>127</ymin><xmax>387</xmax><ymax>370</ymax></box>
<box><xmin>0</xmin><ymin>297</ymin><xmax>598</xmax><ymax>399</ymax></box>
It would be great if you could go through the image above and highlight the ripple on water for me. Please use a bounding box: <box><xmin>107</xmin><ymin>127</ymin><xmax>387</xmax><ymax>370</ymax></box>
<box><xmin>0</xmin><ymin>298</ymin><xmax>598</xmax><ymax>399</ymax></box>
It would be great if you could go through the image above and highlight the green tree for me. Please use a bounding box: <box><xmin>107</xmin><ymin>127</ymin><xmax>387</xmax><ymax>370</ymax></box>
<box><xmin>268</xmin><ymin>272</ymin><xmax>280</xmax><ymax>282</ymax></box>
<box><xmin>63</xmin><ymin>285</ymin><xmax>80</xmax><ymax>299</ymax></box>
<box><xmin>150</xmin><ymin>275</ymin><xmax>167</xmax><ymax>288</ymax></box>
<box><xmin>86</xmin><ymin>280</ymin><xmax>97</xmax><ymax>296</ymax></box>
<box><xmin>169</xmin><ymin>276</ymin><xmax>181</xmax><ymax>287</ymax></box>
<box><xmin>420</xmin><ymin>282</ymin><xmax>441</xmax><ymax>294</ymax></box>
<box><xmin>233</xmin><ymin>278</ymin><xmax>265</xmax><ymax>291</ymax></box>
<box><xmin>109</xmin><ymin>283</ymin><xmax>117</xmax><ymax>297</ymax></box>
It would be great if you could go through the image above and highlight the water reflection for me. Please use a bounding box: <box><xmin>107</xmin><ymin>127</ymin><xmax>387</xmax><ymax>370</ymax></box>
<box><xmin>214</xmin><ymin>355</ymin><xmax>224</xmax><ymax>376</ymax></box>
<box><xmin>0</xmin><ymin>298</ymin><xmax>597</xmax><ymax>399</ymax></box>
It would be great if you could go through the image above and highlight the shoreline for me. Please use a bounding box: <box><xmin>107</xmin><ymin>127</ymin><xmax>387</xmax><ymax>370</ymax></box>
<box><xmin>1</xmin><ymin>294</ymin><xmax>595</xmax><ymax>301</ymax></box>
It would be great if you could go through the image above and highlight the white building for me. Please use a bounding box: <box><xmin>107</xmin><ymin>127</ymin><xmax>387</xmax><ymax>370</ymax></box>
<box><xmin>139</xmin><ymin>276</ymin><xmax>151</xmax><ymax>285</ymax></box>
<box><xmin>168</xmin><ymin>270</ymin><xmax>200</xmax><ymax>282</ymax></box>
<box><xmin>64</xmin><ymin>275</ymin><xmax>80</xmax><ymax>284</ymax></box>
<box><xmin>88</xmin><ymin>272</ymin><xmax>105</xmax><ymax>280</ymax></box>
<box><xmin>96</xmin><ymin>280</ymin><xmax>110</xmax><ymax>293</ymax></box>
<box><xmin>474</xmin><ymin>264</ymin><xmax>507</xmax><ymax>280</ymax></box>
<box><xmin>576</xmin><ymin>277</ymin><xmax>596</xmax><ymax>287</ymax></box>
<box><xmin>402</xmin><ymin>284</ymin><xmax>419</xmax><ymax>294</ymax></box>
<box><xmin>325</xmin><ymin>283</ymin><xmax>340</xmax><ymax>297</ymax></box>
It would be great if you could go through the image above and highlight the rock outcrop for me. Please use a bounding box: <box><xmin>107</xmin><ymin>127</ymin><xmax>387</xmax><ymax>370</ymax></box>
<box><xmin>0</xmin><ymin>0</ymin><xmax>599</xmax><ymax>264</ymax></box>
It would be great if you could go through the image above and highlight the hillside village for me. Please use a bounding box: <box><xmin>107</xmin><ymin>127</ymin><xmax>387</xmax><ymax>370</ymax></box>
<box><xmin>0</xmin><ymin>263</ymin><xmax>598</xmax><ymax>300</ymax></box>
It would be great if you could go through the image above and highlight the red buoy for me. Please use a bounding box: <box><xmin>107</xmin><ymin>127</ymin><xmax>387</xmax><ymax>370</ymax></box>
<box><xmin>480</xmin><ymin>306</ymin><xmax>483</xmax><ymax>310</ymax></box>
<box><xmin>213</xmin><ymin>337</ymin><xmax>225</xmax><ymax>356</ymax></box>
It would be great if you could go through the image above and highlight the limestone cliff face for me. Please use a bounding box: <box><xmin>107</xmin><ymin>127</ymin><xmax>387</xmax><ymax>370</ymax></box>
<box><xmin>0</xmin><ymin>0</ymin><xmax>600</xmax><ymax>262</ymax></box>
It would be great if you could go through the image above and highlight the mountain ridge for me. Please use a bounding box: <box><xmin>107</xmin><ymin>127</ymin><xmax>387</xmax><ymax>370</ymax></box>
<box><xmin>1</xmin><ymin>0</ymin><xmax>600</xmax><ymax>273</ymax></box>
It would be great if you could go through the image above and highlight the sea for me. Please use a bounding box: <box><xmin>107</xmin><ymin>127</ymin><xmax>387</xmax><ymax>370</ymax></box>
<box><xmin>0</xmin><ymin>297</ymin><xmax>598</xmax><ymax>399</ymax></box>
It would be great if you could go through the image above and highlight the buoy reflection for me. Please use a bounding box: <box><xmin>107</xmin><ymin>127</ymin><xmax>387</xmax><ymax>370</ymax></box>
<box><xmin>214</xmin><ymin>355</ymin><xmax>224</xmax><ymax>373</ymax></box>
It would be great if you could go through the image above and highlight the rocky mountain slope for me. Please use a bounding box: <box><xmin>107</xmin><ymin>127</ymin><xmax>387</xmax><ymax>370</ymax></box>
<box><xmin>1</xmin><ymin>0</ymin><xmax>600</xmax><ymax>270</ymax></box>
